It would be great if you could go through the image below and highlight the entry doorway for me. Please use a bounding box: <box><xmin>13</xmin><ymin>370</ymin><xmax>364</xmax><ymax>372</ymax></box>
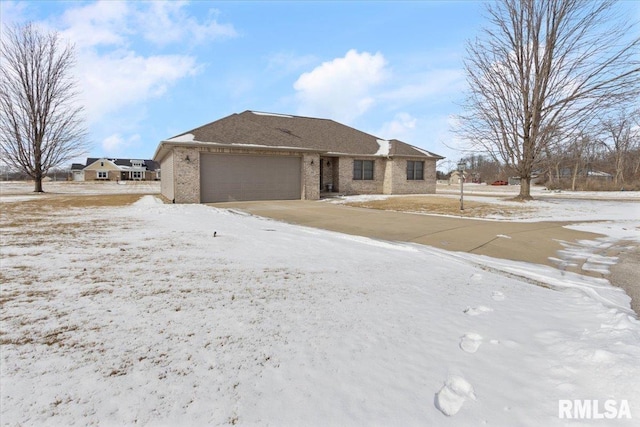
<box><xmin>320</xmin><ymin>156</ymin><xmax>338</xmax><ymax>193</ymax></box>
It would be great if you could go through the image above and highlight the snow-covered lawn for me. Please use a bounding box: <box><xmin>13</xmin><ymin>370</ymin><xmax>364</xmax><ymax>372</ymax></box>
<box><xmin>1</xmin><ymin>184</ymin><xmax>639</xmax><ymax>426</ymax></box>
<box><xmin>338</xmin><ymin>183</ymin><xmax>640</xmax><ymax>224</ymax></box>
<box><xmin>0</xmin><ymin>180</ymin><xmax>160</xmax><ymax>203</ymax></box>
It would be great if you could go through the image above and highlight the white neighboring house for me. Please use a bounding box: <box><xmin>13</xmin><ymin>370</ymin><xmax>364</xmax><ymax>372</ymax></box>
<box><xmin>70</xmin><ymin>158</ymin><xmax>160</xmax><ymax>182</ymax></box>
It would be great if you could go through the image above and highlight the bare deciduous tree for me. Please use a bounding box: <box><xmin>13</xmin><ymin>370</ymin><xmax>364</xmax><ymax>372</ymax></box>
<box><xmin>597</xmin><ymin>108</ymin><xmax>640</xmax><ymax>186</ymax></box>
<box><xmin>0</xmin><ymin>23</ymin><xmax>87</xmax><ymax>192</ymax></box>
<box><xmin>566</xmin><ymin>133</ymin><xmax>596</xmax><ymax>191</ymax></box>
<box><xmin>459</xmin><ymin>0</ymin><xmax>640</xmax><ymax>200</ymax></box>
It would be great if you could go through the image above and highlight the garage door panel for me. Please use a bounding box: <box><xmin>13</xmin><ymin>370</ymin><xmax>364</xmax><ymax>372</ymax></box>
<box><xmin>201</xmin><ymin>154</ymin><xmax>301</xmax><ymax>202</ymax></box>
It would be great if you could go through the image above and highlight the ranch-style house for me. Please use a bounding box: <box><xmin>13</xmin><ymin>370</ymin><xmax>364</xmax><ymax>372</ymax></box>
<box><xmin>153</xmin><ymin>111</ymin><xmax>443</xmax><ymax>203</ymax></box>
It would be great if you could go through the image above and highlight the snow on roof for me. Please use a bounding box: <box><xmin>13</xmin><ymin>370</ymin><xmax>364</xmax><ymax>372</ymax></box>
<box><xmin>588</xmin><ymin>170</ymin><xmax>613</xmax><ymax>177</ymax></box>
<box><xmin>167</xmin><ymin>133</ymin><xmax>195</xmax><ymax>142</ymax></box>
<box><xmin>411</xmin><ymin>146</ymin><xmax>439</xmax><ymax>158</ymax></box>
<box><xmin>375</xmin><ymin>139</ymin><xmax>390</xmax><ymax>156</ymax></box>
<box><xmin>250</xmin><ymin>111</ymin><xmax>294</xmax><ymax>118</ymax></box>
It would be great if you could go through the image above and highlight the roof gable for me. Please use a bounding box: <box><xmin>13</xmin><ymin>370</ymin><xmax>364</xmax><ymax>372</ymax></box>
<box><xmin>163</xmin><ymin>111</ymin><xmax>444</xmax><ymax>159</ymax></box>
<box><xmin>84</xmin><ymin>158</ymin><xmax>120</xmax><ymax>171</ymax></box>
<box><xmin>83</xmin><ymin>158</ymin><xmax>159</xmax><ymax>171</ymax></box>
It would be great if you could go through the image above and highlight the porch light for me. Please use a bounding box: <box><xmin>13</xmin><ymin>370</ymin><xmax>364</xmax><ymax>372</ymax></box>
<box><xmin>457</xmin><ymin>160</ymin><xmax>465</xmax><ymax>211</ymax></box>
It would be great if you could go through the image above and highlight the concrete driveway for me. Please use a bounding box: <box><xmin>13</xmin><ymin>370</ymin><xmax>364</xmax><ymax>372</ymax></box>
<box><xmin>211</xmin><ymin>200</ymin><xmax>601</xmax><ymax>269</ymax></box>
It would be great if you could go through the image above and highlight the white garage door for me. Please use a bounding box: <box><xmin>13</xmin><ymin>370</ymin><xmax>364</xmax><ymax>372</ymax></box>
<box><xmin>200</xmin><ymin>154</ymin><xmax>302</xmax><ymax>202</ymax></box>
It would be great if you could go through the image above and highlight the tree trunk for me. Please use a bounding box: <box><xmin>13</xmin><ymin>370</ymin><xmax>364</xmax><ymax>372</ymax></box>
<box><xmin>34</xmin><ymin>161</ymin><xmax>44</xmax><ymax>192</ymax></box>
<box><xmin>517</xmin><ymin>177</ymin><xmax>533</xmax><ymax>200</ymax></box>
<box><xmin>571</xmin><ymin>162</ymin><xmax>580</xmax><ymax>191</ymax></box>
<box><xmin>34</xmin><ymin>176</ymin><xmax>43</xmax><ymax>193</ymax></box>
<box><xmin>615</xmin><ymin>154</ymin><xmax>624</xmax><ymax>185</ymax></box>
<box><xmin>34</xmin><ymin>146</ymin><xmax>44</xmax><ymax>192</ymax></box>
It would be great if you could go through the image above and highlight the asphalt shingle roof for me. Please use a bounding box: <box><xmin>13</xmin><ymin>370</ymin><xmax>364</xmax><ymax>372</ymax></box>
<box><xmin>170</xmin><ymin>111</ymin><xmax>443</xmax><ymax>159</ymax></box>
<box><xmin>85</xmin><ymin>158</ymin><xmax>159</xmax><ymax>171</ymax></box>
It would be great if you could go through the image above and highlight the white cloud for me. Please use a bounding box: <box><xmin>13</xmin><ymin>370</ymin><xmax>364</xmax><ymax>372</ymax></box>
<box><xmin>381</xmin><ymin>69</ymin><xmax>466</xmax><ymax>103</ymax></box>
<box><xmin>59</xmin><ymin>1</ymin><xmax>131</xmax><ymax>49</ymax></box>
<box><xmin>75</xmin><ymin>49</ymin><xmax>198</xmax><ymax>123</ymax></box>
<box><xmin>294</xmin><ymin>49</ymin><xmax>389</xmax><ymax>123</ymax></box>
<box><xmin>377</xmin><ymin>112</ymin><xmax>417</xmax><ymax>140</ymax></box>
<box><xmin>0</xmin><ymin>1</ymin><xmax>29</xmax><ymax>27</ymax></box>
<box><xmin>33</xmin><ymin>1</ymin><xmax>232</xmax><ymax>124</ymax></box>
<box><xmin>57</xmin><ymin>1</ymin><xmax>236</xmax><ymax>49</ymax></box>
<box><xmin>102</xmin><ymin>133</ymin><xmax>141</xmax><ymax>155</ymax></box>
<box><xmin>137</xmin><ymin>1</ymin><xmax>237</xmax><ymax>46</ymax></box>
<box><xmin>102</xmin><ymin>134</ymin><xmax>125</xmax><ymax>153</ymax></box>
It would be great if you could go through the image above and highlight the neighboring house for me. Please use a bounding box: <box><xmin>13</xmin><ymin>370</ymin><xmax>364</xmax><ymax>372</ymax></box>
<box><xmin>522</xmin><ymin>168</ymin><xmax>613</xmax><ymax>186</ymax></box>
<box><xmin>72</xmin><ymin>158</ymin><xmax>160</xmax><ymax>181</ymax></box>
<box><xmin>70</xmin><ymin>163</ymin><xmax>86</xmax><ymax>181</ymax></box>
<box><xmin>509</xmin><ymin>174</ymin><xmax>542</xmax><ymax>185</ymax></box>
<box><xmin>449</xmin><ymin>171</ymin><xmax>467</xmax><ymax>185</ymax></box>
<box><xmin>153</xmin><ymin>110</ymin><xmax>444</xmax><ymax>203</ymax></box>
<box><xmin>586</xmin><ymin>170</ymin><xmax>613</xmax><ymax>181</ymax></box>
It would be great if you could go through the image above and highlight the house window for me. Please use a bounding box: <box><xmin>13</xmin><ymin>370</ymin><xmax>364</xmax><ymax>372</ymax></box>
<box><xmin>97</xmin><ymin>171</ymin><xmax>108</xmax><ymax>179</ymax></box>
<box><xmin>353</xmin><ymin>160</ymin><xmax>374</xmax><ymax>180</ymax></box>
<box><xmin>407</xmin><ymin>161</ymin><xmax>424</xmax><ymax>180</ymax></box>
<box><xmin>131</xmin><ymin>171</ymin><xmax>143</xmax><ymax>180</ymax></box>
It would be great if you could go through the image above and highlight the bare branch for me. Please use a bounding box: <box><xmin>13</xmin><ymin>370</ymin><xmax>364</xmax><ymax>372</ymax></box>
<box><xmin>457</xmin><ymin>0</ymin><xmax>640</xmax><ymax>199</ymax></box>
<box><xmin>0</xmin><ymin>23</ymin><xmax>88</xmax><ymax>192</ymax></box>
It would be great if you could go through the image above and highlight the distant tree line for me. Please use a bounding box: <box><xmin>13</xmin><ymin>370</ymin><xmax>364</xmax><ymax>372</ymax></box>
<box><xmin>0</xmin><ymin>165</ymin><xmax>71</xmax><ymax>181</ymax></box>
<box><xmin>444</xmin><ymin>108</ymin><xmax>640</xmax><ymax>190</ymax></box>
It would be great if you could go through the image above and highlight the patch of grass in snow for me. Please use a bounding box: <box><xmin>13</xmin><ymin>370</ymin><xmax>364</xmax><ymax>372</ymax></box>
<box><xmin>0</xmin><ymin>323</ymin><xmax>79</xmax><ymax>347</ymax></box>
<box><xmin>1</xmin><ymin>193</ymin><xmax>144</xmax><ymax>215</ymax></box>
<box><xmin>345</xmin><ymin>195</ymin><xmax>535</xmax><ymax>217</ymax></box>
<box><xmin>1</xmin><ymin>195</ymin><xmax>142</xmax><ymax>246</ymax></box>
<box><xmin>0</xmin><ymin>193</ymin><xmax>145</xmax><ymax>349</ymax></box>
<box><xmin>78</xmin><ymin>286</ymin><xmax>114</xmax><ymax>298</ymax></box>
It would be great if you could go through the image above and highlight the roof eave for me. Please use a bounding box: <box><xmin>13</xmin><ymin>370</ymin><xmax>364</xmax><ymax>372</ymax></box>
<box><xmin>390</xmin><ymin>154</ymin><xmax>446</xmax><ymax>160</ymax></box>
<box><xmin>154</xmin><ymin>140</ymin><xmax>326</xmax><ymax>161</ymax></box>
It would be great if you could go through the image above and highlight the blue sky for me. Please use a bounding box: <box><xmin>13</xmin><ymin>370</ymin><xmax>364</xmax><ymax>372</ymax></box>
<box><xmin>2</xmin><ymin>1</ymin><xmax>636</xmax><ymax>169</ymax></box>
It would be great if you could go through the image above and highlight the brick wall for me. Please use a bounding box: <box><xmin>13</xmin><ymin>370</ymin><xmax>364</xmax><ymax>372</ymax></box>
<box><xmin>168</xmin><ymin>146</ymin><xmax>321</xmax><ymax>203</ymax></box>
<box><xmin>320</xmin><ymin>156</ymin><xmax>332</xmax><ymax>190</ymax></box>
<box><xmin>336</xmin><ymin>157</ymin><xmax>386</xmax><ymax>195</ymax></box>
<box><xmin>302</xmin><ymin>153</ymin><xmax>320</xmax><ymax>200</ymax></box>
<box><xmin>165</xmin><ymin>145</ymin><xmax>438</xmax><ymax>203</ymax></box>
<box><xmin>328</xmin><ymin>157</ymin><xmax>437</xmax><ymax>196</ymax></box>
<box><xmin>173</xmin><ymin>147</ymin><xmax>200</xmax><ymax>203</ymax></box>
<box><xmin>388</xmin><ymin>158</ymin><xmax>437</xmax><ymax>194</ymax></box>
